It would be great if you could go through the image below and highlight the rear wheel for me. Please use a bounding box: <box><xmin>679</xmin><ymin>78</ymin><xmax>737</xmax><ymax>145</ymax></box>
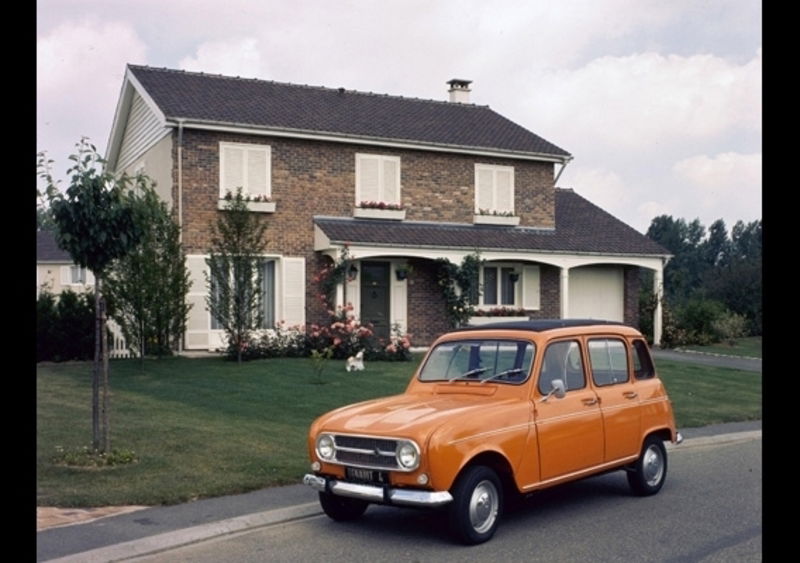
<box><xmin>448</xmin><ymin>465</ymin><xmax>503</xmax><ymax>545</ymax></box>
<box><xmin>318</xmin><ymin>492</ymin><xmax>369</xmax><ymax>521</ymax></box>
<box><xmin>627</xmin><ymin>435</ymin><xmax>667</xmax><ymax>496</ymax></box>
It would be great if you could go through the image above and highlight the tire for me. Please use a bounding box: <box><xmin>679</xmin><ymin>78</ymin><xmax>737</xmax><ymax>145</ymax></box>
<box><xmin>318</xmin><ymin>492</ymin><xmax>369</xmax><ymax>521</ymax></box>
<box><xmin>627</xmin><ymin>435</ymin><xmax>667</xmax><ymax>496</ymax></box>
<box><xmin>448</xmin><ymin>465</ymin><xmax>503</xmax><ymax>545</ymax></box>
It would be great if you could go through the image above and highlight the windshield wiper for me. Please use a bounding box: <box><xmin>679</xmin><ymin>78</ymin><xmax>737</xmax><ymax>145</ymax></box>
<box><xmin>480</xmin><ymin>368</ymin><xmax>524</xmax><ymax>384</ymax></box>
<box><xmin>448</xmin><ymin>367</ymin><xmax>488</xmax><ymax>382</ymax></box>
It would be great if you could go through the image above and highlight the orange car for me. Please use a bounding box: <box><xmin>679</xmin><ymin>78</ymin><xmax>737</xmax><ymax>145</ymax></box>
<box><xmin>303</xmin><ymin>320</ymin><xmax>682</xmax><ymax>544</ymax></box>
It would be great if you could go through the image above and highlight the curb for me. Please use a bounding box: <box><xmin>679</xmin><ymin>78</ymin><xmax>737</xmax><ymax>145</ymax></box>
<box><xmin>672</xmin><ymin>348</ymin><xmax>762</xmax><ymax>361</ymax></box>
<box><xmin>43</xmin><ymin>430</ymin><xmax>761</xmax><ymax>562</ymax></box>
<box><xmin>44</xmin><ymin>502</ymin><xmax>321</xmax><ymax>563</ymax></box>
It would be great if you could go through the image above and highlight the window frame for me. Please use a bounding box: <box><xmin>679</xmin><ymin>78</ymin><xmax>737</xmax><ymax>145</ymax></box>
<box><xmin>219</xmin><ymin>142</ymin><xmax>272</xmax><ymax>200</ymax></box>
<box><xmin>538</xmin><ymin>339</ymin><xmax>587</xmax><ymax>394</ymax></box>
<box><xmin>474</xmin><ymin>163</ymin><xmax>515</xmax><ymax>215</ymax></box>
<box><xmin>587</xmin><ymin>338</ymin><xmax>630</xmax><ymax>387</ymax></box>
<box><xmin>632</xmin><ymin>339</ymin><xmax>656</xmax><ymax>380</ymax></box>
<box><xmin>209</xmin><ymin>258</ymin><xmax>277</xmax><ymax>331</ymax></box>
<box><xmin>355</xmin><ymin>153</ymin><xmax>402</xmax><ymax>206</ymax></box>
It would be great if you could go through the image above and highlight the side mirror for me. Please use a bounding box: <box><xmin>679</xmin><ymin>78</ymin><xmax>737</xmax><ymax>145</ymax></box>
<box><xmin>540</xmin><ymin>379</ymin><xmax>566</xmax><ymax>402</ymax></box>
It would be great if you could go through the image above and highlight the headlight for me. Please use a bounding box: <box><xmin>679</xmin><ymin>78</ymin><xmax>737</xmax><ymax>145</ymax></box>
<box><xmin>316</xmin><ymin>434</ymin><xmax>335</xmax><ymax>460</ymax></box>
<box><xmin>396</xmin><ymin>441</ymin><xmax>420</xmax><ymax>470</ymax></box>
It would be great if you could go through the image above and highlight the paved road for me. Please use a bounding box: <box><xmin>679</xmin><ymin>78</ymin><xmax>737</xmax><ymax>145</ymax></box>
<box><xmin>651</xmin><ymin>348</ymin><xmax>761</xmax><ymax>373</ymax></box>
<box><xmin>127</xmin><ymin>435</ymin><xmax>761</xmax><ymax>563</ymax></box>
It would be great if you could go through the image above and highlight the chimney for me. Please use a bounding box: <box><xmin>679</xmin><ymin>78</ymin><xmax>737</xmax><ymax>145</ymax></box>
<box><xmin>447</xmin><ymin>79</ymin><xmax>472</xmax><ymax>103</ymax></box>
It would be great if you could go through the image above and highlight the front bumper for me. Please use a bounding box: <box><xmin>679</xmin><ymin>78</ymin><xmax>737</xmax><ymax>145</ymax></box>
<box><xmin>303</xmin><ymin>474</ymin><xmax>453</xmax><ymax>507</ymax></box>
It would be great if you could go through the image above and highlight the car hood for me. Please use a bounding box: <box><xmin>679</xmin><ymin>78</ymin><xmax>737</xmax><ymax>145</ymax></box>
<box><xmin>317</xmin><ymin>392</ymin><xmax>520</xmax><ymax>442</ymax></box>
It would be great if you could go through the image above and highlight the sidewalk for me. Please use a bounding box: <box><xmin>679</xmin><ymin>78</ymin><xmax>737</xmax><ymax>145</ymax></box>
<box><xmin>36</xmin><ymin>420</ymin><xmax>762</xmax><ymax>562</ymax></box>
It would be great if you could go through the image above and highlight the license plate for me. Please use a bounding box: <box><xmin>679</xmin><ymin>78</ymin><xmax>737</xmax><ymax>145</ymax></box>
<box><xmin>345</xmin><ymin>467</ymin><xmax>388</xmax><ymax>484</ymax></box>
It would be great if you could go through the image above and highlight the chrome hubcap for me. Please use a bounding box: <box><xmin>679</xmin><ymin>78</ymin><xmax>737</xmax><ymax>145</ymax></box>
<box><xmin>469</xmin><ymin>480</ymin><xmax>499</xmax><ymax>534</ymax></box>
<box><xmin>643</xmin><ymin>445</ymin><xmax>664</xmax><ymax>487</ymax></box>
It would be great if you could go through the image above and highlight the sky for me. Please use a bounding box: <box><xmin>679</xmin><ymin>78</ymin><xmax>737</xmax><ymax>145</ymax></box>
<box><xmin>37</xmin><ymin>0</ymin><xmax>761</xmax><ymax>234</ymax></box>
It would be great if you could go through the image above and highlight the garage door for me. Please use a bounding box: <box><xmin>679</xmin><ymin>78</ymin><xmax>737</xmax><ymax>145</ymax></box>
<box><xmin>568</xmin><ymin>266</ymin><xmax>624</xmax><ymax>321</ymax></box>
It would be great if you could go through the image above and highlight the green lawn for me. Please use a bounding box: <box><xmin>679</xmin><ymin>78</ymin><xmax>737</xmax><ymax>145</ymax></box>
<box><xmin>680</xmin><ymin>336</ymin><xmax>762</xmax><ymax>359</ymax></box>
<box><xmin>37</xmin><ymin>354</ymin><xmax>760</xmax><ymax>507</ymax></box>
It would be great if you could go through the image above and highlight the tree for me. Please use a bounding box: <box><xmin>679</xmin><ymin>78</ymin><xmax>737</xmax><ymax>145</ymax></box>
<box><xmin>105</xmin><ymin>184</ymin><xmax>192</xmax><ymax>361</ymax></box>
<box><xmin>206</xmin><ymin>189</ymin><xmax>269</xmax><ymax>363</ymax></box>
<box><xmin>37</xmin><ymin>138</ymin><xmax>147</xmax><ymax>453</ymax></box>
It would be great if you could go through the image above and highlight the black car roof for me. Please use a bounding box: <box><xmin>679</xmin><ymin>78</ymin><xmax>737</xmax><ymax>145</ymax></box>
<box><xmin>459</xmin><ymin>319</ymin><xmax>628</xmax><ymax>333</ymax></box>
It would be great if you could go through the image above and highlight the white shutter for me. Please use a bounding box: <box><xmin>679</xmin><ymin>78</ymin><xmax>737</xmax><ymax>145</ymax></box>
<box><xmin>476</xmin><ymin>167</ymin><xmax>493</xmax><ymax>211</ymax></box>
<box><xmin>221</xmin><ymin>145</ymin><xmax>245</xmax><ymax>196</ymax></box>
<box><xmin>85</xmin><ymin>269</ymin><xmax>96</xmax><ymax>286</ymax></box>
<box><xmin>247</xmin><ymin>147</ymin><xmax>268</xmax><ymax>197</ymax></box>
<box><xmin>382</xmin><ymin>158</ymin><xmax>400</xmax><ymax>204</ymax></box>
<box><xmin>391</xmin><ymin>263</ymin><xmax>408</xmax><ymax>333</ymax></box>
<box><xmin>281</xmin><ymin>257</ymin><xmax>306</xmax><ymax>327</ymax></box>
<box><xmin>357</xmin><ymin>155</ymin><xmax>381</xmax><ymax>202</ymax></box>
<box><xmin>522</xmin><ymin>265</ymin><xmax>541</xmax><ymax>310</ymax></box>
<box><xmin>495</xmin><ymin>169</ymin><xmax>514</xmax><ymax>213</ymax></box>
<box><xmin>185</xmin><ymin>255</ymin><xmax>211</xmax><ymax>350</ymax></box>
<box><xmin>60</xmin><ymin>266</ymin><xmax>71</xmax><ymax>285</ymax></box>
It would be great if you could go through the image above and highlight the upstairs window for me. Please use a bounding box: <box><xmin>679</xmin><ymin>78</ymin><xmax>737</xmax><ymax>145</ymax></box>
<box><xmin>356</xmin><ymin>154</ymin><xmax>401</xmax><ymax>205</ymax></box>
<box><xmin>219</xmin><ymin>142</ymin><xmax>271</xmax><ymax>199</ymax></box>
<box><xmin>475</xmin><ymin>164</ymin><xmax>514</xmax><ymax>215</ymax></box>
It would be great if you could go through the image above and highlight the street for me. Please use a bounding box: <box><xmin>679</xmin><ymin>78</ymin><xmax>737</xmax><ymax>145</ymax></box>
<box><xmin>131</xmin><ymin>436</ymin><xmax>761</xmax><ymax>562</ymax></box>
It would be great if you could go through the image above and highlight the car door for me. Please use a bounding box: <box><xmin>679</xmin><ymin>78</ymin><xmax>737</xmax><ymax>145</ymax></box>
<box><xmin>534</xmin><ymin>339</ymin><xmax>604</xmax><ymax>481</ymax></box>
<box><xmin>586</xmin><ymin>337</ymin><xmax>641</xmax><ymax>462</ymax></box>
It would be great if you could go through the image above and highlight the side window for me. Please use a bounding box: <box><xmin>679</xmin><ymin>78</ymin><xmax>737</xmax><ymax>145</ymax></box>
<box><xmin>588</xmin><ymin>339</ymin><xmax>629</xmax><ymax>386</ymax></box>
<box><xmin>632</xmin><ymin>339</ymin><xmax>655</xmax><ymax>379</ymax></box>
<box><xmin>538</xmin><ymin>340</ymin><xmax>585</xmax><ymax>394</ymax></box>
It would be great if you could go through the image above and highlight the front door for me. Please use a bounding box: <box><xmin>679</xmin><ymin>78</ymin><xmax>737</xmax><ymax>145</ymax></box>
<box><xmin>360</xmin><ymin>261</ymin><xmax>390</xmax><ymax>341</ymax></box>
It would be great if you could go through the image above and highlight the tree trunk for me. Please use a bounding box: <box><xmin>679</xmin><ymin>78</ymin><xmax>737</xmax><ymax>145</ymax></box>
<box><xmin>92</xmin><ymin>282</ymin><xmax>101</xmax><ymax>451</ymax></box>
<box><xmin>100</xmin><ymin>277</ymin><xmax>112</xmax><ymax>453</ymax></box>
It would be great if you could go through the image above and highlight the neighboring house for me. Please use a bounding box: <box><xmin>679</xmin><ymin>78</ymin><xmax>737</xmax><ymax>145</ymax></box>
<box><xmin>36</xmin><ymin>230</ymin><xmax>95</xmax><ymax>296</ymax></box>
<box><xmin>104</xmin><ymin>66</ymin><xmax>670</xmax><ymax>350</ymax></box>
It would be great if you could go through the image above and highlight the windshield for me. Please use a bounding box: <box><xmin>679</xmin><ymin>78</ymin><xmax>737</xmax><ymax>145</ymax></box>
<box><xmin>418</xmin><ymin>339</ymin><xmax>535</xmax><ymax>384</ymax></box>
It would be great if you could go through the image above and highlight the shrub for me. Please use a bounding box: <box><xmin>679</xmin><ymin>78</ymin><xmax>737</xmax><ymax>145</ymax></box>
<box><xmin>677</xmin><ymin>299</ymin><xmax>727</xmax><ymax>345</ymax></box>
<box><xmin>37</xmin><ymin>288</ymin><xmax>95</xmax><ymax>362</ymax></box>
<box><xmin>712</xmin><ymin>312</ymin><xmax>749</xmax><ymax>345</ymax></box>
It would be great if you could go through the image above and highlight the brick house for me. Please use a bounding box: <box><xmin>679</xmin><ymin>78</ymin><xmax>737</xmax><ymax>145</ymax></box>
<box><xmin>105</xmin><ymin>66</ymin><xmax>669</xmax><ymax>350</ymax></box>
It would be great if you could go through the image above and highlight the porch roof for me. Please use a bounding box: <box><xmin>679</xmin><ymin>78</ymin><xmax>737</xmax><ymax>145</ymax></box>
<box><xmin>314</xmin><ymin>189</ymin><xmax>669</xmax><ymax>257</ymax></box>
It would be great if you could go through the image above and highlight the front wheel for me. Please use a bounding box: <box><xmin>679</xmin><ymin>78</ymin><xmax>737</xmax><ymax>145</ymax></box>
<box><xmin>318</xmin><ymin>492</ymin><xmax>369</xmax><ymax>521</ymax></box>
<box><xmin>448</xmin><ymin>465</ymin><xmax>503</xmax><ymax>545</ymax></box>
<box><xmin>627</xmin><ymin>435</ymin><xmax>667</xmax><ymax>496</ymax></box>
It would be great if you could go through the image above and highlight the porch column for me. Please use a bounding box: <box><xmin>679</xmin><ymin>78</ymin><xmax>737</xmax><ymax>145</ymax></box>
<box><xmin>653</xmin><ymin>266</ymin><xmax>664</xmax><ymax>347</ymax></box>
<box><xmin>559</xmin><ymin>267</ymin><xmax>570</xmax><ymax>318</ymax></box>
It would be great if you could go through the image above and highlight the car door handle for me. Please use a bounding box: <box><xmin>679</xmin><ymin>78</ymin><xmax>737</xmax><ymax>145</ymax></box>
<box><xmin>582</xmin><ymin>398</ymin><xmax>598</xmax><ymax>406</ymax></box>
<box><xmin>623</xmin><ymin>391</ymin><xmax>638</xmax><ymax>399</ymax></box>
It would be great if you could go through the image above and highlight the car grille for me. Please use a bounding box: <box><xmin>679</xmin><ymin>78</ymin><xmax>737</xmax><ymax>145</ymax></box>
<box><xmin>331</xmin><ymin>435</ymin><xmax>400</xmax><ymax>471</ymax></box>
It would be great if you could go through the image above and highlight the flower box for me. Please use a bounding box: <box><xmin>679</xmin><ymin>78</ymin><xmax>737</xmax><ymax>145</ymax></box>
<box><xmin>468</xmin><ymin>315</ymin><xmax>529</xmax><ymax>326</ymax></box>
<box><xmin>218</xmin><ymin>200</ymin><xmax>276</xmax><ymax>213</ymax></box>
<box><xmin>354</xmin><ymin>207</ymin><xmax>406</xmax><ymax>220</ymax></box>
<box><xmin>473</xmin><ymin>214</ymin><xmax>520</xmax><ymax>226</ymax></box>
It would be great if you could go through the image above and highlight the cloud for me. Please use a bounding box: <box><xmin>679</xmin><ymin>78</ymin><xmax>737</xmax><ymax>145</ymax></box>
<box><xmin>509</xmin><ymin>49</ymin><xmax>761</xmax><ymax>156</ymax></box>
<box><xmin>563</xmin><ymin>166</ymin><xmax>630</xmax><ymax>218</ymax></box>
<box><xmin>672</xmin><ymin>152</ymin><xmax>762</xmax><ymax>216</ymax></box>
<box><xmin>37</xmin><ymin>18</ymin><xmax>147</xmax><ymax>167</ymax></box>
<box><xmin>178</xmin><ymin>37</ymin><xmax>266</xmax><ymax>78</ymax></box>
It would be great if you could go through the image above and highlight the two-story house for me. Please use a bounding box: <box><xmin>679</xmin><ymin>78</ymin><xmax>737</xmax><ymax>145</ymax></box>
<box><xmin>104</xmin><ymin>65</ymin><xmax>669</xmax><ymax>350</ymax></box>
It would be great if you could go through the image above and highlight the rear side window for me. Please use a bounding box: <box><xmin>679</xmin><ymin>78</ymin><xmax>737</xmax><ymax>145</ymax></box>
<box><xmin>632</xmin><ymin>339</ymin><xmax>655</xmax><ymax>379</ymax></box>
<box><xmin>538</xmin><ymin>340</ymin><xmax>585</xmax><ymax>394</ymax></box>
<box><xmin>588</xmin><ymin>339</ymin><xmax>629</xmax><ymax>386</ymax></box>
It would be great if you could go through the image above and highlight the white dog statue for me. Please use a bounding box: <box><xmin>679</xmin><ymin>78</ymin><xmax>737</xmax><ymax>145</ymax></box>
<box><xmin>346</xmin><ymin>350</ymin><xmax>365</xmax><ymax>372</ymax></box>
